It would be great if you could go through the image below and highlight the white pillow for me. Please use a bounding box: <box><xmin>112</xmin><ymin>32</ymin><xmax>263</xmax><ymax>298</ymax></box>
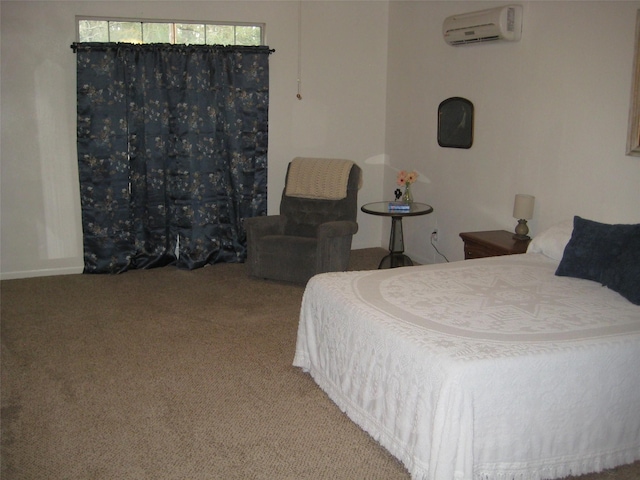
<box><xmin>527</xmin><ymin>220</ymin><xmax>574</xmax><ymax>262</ymax></box>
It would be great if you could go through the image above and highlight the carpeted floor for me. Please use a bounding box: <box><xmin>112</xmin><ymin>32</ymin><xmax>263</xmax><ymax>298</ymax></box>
<box><xmin>1</xmin><ymin>248</ymin><xmax>638</xmax><ymax>479</ymax></box>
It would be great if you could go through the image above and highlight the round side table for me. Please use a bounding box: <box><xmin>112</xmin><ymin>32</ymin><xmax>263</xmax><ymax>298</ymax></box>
<box><xmin>361</xmin><ymin>202</ymin><xmax>434</xmax><ymax>268</ymax></box>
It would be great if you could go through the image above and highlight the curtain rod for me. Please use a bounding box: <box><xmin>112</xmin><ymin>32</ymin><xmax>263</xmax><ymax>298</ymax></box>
<box><xmin>70</xmin><ymin>42</ymin><xmax>274</xmax><ymax>54</ymax></box>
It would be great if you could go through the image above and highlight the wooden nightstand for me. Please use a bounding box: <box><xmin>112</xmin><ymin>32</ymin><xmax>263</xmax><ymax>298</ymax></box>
<box><xmin>459</xmin><ymin>230</ymin><xmax>531</xmax><ymax>259</ymax></box>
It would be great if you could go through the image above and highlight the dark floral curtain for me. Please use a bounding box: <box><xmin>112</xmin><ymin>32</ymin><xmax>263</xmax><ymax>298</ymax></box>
<box><xmin>73</xmin><ymin>43</ymin><xmax>271</xmax><ymax>273</ymax></box>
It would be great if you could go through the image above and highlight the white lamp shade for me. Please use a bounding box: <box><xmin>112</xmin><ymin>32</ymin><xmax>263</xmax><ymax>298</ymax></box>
<box><xmin>513</xmin><ymin>194</ymin><xmax>535</xmax><ymax>220</ymax></box>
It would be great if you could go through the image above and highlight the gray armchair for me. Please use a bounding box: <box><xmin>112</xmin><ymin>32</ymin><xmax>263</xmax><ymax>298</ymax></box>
<box><xmin>245</xmin><ymin>158</ymin><xmax>361</xmax><ymax>284</ymax></box>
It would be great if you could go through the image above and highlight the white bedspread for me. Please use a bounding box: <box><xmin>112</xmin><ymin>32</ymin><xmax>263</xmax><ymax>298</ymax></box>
<box><xmin>293</xmin><ymin>253</ymin><xmax>640</xmax><ymax>480</ymax></box>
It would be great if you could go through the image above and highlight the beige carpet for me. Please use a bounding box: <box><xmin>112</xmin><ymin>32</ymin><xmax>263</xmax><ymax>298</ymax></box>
<box><xmin>1</xmin><ymin>248</ymin><xmax>638</xmax><ymax>480</ymax></box>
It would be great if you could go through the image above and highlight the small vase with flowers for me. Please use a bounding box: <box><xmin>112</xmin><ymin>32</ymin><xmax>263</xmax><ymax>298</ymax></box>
<box><xmin>396</xmin><ymin>170</ymin><xmax>418</xmax><ymax>204</ymax></box>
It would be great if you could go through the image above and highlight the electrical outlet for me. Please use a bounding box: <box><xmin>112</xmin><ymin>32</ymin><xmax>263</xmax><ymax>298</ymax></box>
<box><xmin>431</xmin><ymin>228</ymin><xmax>439</xmax><ymax>243</ymax></box>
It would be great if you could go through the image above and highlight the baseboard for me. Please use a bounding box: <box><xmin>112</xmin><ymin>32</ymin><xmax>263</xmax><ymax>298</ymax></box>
<box><xmin>1</xmin><ymin>266</ymin><xmax>84</xmax><ymax>280</ymax></box>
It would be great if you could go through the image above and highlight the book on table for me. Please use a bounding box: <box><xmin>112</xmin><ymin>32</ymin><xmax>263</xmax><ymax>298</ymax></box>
<box><xmin>388</xmin><ymin>202</ymin><xmax>410</xmax><ymax>212</ymax></box>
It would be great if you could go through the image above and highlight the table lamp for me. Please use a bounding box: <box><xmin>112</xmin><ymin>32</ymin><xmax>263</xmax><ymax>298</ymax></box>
<box><xmin>513</xmin><ymin>194</ymin><xmax>535</xmax><ymax>240</ymax></box>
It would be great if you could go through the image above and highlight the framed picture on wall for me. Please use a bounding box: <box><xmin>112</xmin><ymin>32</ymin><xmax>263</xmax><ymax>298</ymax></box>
<box><xmin>627</xmin><ymin>10</ymin><xmax>640</xmax><ymax>156</ymax></box>
<box><xmin>438</xmin><ymin>97</ymin><xmax>474</xmax><ymax>149</ymax></box>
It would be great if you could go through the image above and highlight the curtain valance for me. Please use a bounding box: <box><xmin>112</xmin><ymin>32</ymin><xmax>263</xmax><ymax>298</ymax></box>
<box><xmin>71</xmin><ymin>42</ymin><xmax>274</xmax><ymax>55</ymax></box>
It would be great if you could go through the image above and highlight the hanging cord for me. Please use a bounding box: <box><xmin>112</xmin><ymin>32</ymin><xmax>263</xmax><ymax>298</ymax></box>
<box><xmin>296</xmin><ymin>1</ymin><xmax>303</xmax><ymax>100</ymax></box>
<box><xmin>430</xmin><ymin>235</ymin><xmax>450</xmax><ymax>263</ymax></box>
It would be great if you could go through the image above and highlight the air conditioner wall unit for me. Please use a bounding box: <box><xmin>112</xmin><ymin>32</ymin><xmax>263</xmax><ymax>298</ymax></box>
<box><xmin>443</xmin><ymin>5</ymin><xmax>523</xmax><ymax>46</ymax></box>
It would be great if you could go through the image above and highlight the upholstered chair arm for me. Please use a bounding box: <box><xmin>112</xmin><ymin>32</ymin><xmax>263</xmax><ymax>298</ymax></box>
<box><xmin>316</xmin><ymin>221</ymin><xmax>358</xmax><ymax>274</ymax></box>
<box><xmin>244</xmin><ymin>215</ymin><xmax>286</xmax><ymax>239</ymax></box>
<box><xmin>317</xmin><ymin>220</ymin><xmax>358</xmax><ymax>239</ymax></box>
<box><xmin>245</xmin><ymin>215</ymin><xmax>286</xmax><ymax>278</ymax></box>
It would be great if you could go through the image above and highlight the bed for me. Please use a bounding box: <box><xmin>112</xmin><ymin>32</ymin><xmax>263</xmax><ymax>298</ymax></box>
<box><xmin>293</xmin><ymin>218</ymin><xmax>640</xmax><ymax>480</ymax></box>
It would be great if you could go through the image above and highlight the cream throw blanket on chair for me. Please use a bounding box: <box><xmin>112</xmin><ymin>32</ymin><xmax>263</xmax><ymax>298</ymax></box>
<box><xmin>285</xmin><ymin>157</ymin><xmax>360</xmax><ymax>200</ymax></box>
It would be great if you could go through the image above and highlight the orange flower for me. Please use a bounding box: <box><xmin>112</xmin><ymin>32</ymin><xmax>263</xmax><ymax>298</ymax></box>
<box><xmin>397</xmin><ymin>170</ymin><xmax>418</xmax><ymax>186</ymax></box>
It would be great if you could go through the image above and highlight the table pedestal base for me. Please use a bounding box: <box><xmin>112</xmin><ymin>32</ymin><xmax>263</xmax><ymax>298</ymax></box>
<box><xmin>378</xmin><ymin>253</ymin><xmax>414</xmax><ymax>269</ymax></box>
<box><xmin>379</xmin><ymin>216</ymin><xmax>413</xmax><ymax>269</ymax></box>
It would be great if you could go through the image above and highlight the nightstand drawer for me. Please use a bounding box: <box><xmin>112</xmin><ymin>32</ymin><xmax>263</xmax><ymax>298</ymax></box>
<box><xmin>464</xmin><ymin>243</ymin><xmax>508</xmax><ymax>259</ymax></box>
<box><xmin>460</xmin><ymin>230</ymin><xmax>530</xmax><ymax>259</ymax></box>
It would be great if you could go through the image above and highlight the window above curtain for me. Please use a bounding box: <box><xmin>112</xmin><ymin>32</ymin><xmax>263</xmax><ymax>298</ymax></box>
<box><xmin>76</xmin><ymin>17</ymin><xmax>264</xmax><ymax>46</ymax></box>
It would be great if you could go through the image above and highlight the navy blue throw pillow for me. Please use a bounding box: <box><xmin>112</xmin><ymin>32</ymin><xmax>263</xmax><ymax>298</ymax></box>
<box><xmin>555</xmin><ymin>216</ymin><xmax>640</xmax><ymax>285</ymax></box>
<box><xmin>600</xmin><ymin>239</ymin><xmax>640</xmax><ymax>305</ymax></box>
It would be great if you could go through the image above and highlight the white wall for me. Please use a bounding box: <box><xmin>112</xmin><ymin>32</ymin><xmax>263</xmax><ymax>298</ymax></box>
<box><xmin>0</xmin><ymin>1</ymin><xmax>389</xmax><ymax>278</ymax></box>
<box><xmin>2</xmin><ymin>1</ymin><xmax>640</xmax><ymax>278</ymax></box>
<box><xmin>386</xmin><ymin>1</ymin><xmax>640</xmax><ymax>265</ymax></box>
